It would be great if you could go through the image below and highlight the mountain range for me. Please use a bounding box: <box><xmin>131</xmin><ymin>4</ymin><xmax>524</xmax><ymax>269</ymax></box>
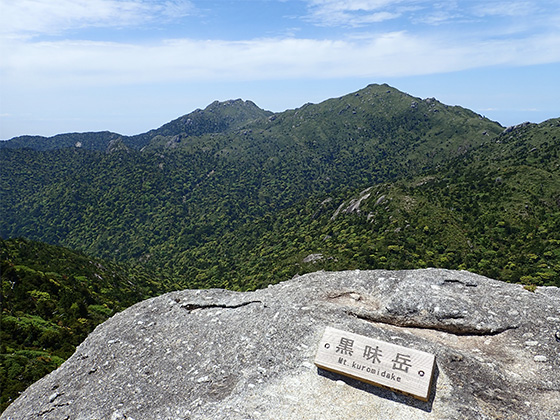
<box><xmin>2</xmin><ymin>83</ymin><xmax>558</xmax><ymax>289</ymax></box>
<box><xmin>1</xmin><ymin>83</ymin><xmax>559</xmax><ymax>411</ymax></box>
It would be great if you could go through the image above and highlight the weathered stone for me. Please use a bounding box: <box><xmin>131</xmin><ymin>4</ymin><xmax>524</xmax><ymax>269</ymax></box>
<box><xmin>2</xmin><ymin>269</ymin><xmax>559</xmax><ymax>420</ymax></box>
<box><xmin>302</xmin><ymin>253</ymin><xmax>324</xmax><ymax>263</ymax></box>
<box><xmin>331</xmin><ymin>188</ymin><xmax>372</xmax><ymax>220</ymax></box>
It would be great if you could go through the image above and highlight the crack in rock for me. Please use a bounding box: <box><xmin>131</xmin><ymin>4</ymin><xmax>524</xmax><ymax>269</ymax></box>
<box><xmin>348</xmin><ymin>311</ymin><xmax>518</xmax><ymax>336</ymax></box>
<box><xmin>39</xmin><ymin>402</ymin><xmax>71</xmax><ymax>416</ymax></box>
<box><xmin>180</xmin><ymin>300</ymin><xmax>262</xmax><ymax>312</ymax></box>
<box><xmin>442</xmin><ymin>278</ymin><xmax>478</xmax><ymax>287</ymax></box>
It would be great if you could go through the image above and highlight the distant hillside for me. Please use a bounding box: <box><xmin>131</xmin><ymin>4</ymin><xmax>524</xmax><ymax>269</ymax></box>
<box><xmin>1</xmin><ymin>99</ymin><xmax>272</xmax><ymax>152</ymax></box>
<box><xmin>0</xmin><ymin>238</ymin><xmax>167</xmax><ymax>412</ymax></box>
<box><xmin>209</xmin><ymin>118</ymin><xmax>559</xmax><ymax>290</ymax></box>
<box><xmin>0</xmin><ymin>131</ymin><xmax>122</xmax><ymax>152</ymax></box>
<box><xmin>130</xmin><ymin>99</ymin><xmax>273</xmax><ymax>150</ymax></box>
<box><xmin>1</xmin><ymin>84</ymin><xmax>557</xmax><ymax>292</ymax></box>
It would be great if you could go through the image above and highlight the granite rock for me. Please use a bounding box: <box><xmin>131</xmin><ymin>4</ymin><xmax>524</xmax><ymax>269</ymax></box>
<box><xmin>2</xmin><ymin>269</ymin><xmax>559</xmax><ymax>420</ymax></box>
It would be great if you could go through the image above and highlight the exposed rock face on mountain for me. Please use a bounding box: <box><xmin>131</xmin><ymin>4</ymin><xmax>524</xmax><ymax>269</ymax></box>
<box><xmin>3</xmin><ymin>269</ymin><xmax>559</xmax><ymax>420</ymax></box>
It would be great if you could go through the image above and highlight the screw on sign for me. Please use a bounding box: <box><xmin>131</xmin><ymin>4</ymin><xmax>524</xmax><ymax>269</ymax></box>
<box><xmin>315</xmin><ymin>326</ymin><xmax>436</xmax><ymax>401</ymax></box>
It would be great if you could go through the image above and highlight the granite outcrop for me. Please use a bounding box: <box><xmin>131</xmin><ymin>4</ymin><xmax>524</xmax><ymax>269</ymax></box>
<box><xmin>2</xmin><ymin>269</ymin><xmax>559</xmax><ymax>419</ymax></box>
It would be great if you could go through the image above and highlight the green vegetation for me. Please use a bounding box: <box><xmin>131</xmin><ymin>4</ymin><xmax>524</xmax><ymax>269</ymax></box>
<box><xmin>0</xmin><ymin>99</ymin><xmax>271</xmax><ymax>152</ymax></box>
<box><xmin>1</xmin><ymin>86</ymin><xmax>557</xmax><ymax>290</ymax></box>
<box><xmin>1</xmin><ymin>84</ymin><xmax>502</xmax><ymax>264</ymax></box>
<box><xmin>0</xmin><ymin>238</ymin><xmax>165</xmax><ymax>412</ymax></box>
<box><xmin>1</xmin><ymin>84</ymin><xmax>559</xmax><ymax>411</ymax></box>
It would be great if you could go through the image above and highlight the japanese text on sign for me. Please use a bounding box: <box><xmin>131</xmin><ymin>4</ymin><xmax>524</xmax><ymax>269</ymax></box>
<box><xmin>315</xmin><ymin>326</ymin><xmax>436</xmax><ymax>401</ymax></box>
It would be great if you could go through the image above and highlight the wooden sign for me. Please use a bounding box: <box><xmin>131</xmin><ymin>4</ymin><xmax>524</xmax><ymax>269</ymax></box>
<box><xmin>315</xmin><ymin>326</ymin><xmax>435</xmax><ymax>401</ymax></box>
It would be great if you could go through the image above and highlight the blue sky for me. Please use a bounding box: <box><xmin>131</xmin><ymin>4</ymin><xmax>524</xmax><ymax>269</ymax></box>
<box><xmin>1</xmin><ymin>0</ymin><xmax>559</xmax><ymax>139</ymax></box>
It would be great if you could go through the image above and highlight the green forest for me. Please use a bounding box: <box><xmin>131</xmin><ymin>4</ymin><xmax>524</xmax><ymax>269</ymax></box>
<box><xmin>1</xmin><ymin>84</ymin><xmax>559</xmax><ymax>411</ymax></box>
<box><xmin>0</xmin><ymin>238</ymin><xmax>162</xmax><ymax>411</ymax></box>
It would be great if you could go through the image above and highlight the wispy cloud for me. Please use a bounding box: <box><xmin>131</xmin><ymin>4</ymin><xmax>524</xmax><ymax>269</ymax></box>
<box><xmin>0</xmin><ymin>0</ymin><xmax>194</xmax><ymax>38</ymax></box>
<box><xmin>305</xmin><ymin>0</ymin><xmax>406</xmax><ymax>27</ymax></box>
<box><xmin>471</xmin><ymin>2</ymin><xmax>535</xmax><ymax>17</ymax></box>
<box><xmin>1</xmin><ymin>0</ymin><xmax>559</xmax><ymax>138</ymax></box>
<box><xmin>2</xmin><ymin>0</ymin><xmax>559</xmax><ymax>87</ymax></box>
<box><xmin>3</xmin><ymin>30</ymin><xmax>559</xmax><ymax>90</ymax></box>
<box><xmin>305</xmin><ymin>0</ymin><xmax>560</xmax><ymax>31</ymax></box>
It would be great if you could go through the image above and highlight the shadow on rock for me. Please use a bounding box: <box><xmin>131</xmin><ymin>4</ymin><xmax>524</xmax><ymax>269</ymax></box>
<box><xmin>317</xmin><ymin>362</ymin><xmax>440</xmax><ymax>413</ymax></box>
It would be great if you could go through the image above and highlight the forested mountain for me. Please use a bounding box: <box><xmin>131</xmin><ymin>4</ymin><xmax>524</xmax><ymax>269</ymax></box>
<box><xmin>1</xmin><ymin>84</ymin><xmax>501</xmax><ymax>265</ymax></box>
<box><xmin>221</xmin><ymin>118</ymin><xmax>559</xmax><ymax>289</ymax></box>
<box><xmin>2</xmin><ymin>83</ymin><xmax>558</xmax><ymax>291</ymax></box>
<box><xmin>131</xmin><ymin>98</ymin><xmax>273</xmax><ymax>150</ymax></box>
<box><xmin>1</xmin><ymin>83</ymin><xmax>559</xmax><ymax>412</ymax></box>
<box><xmin>0</xmin><ymin>131</ymin><xmax>123</xmax><ymax>152</ymax></box>
<box><xmin>0</xmin><ymin>98</ymin><xmax>271</xmax><ymax>151</ymax></box>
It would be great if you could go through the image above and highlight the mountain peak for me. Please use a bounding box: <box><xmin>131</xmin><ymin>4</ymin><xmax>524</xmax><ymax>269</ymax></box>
<box><xmin>205</xmin><ymin>98</ymin><xmax>261</xmax><ymax>110</ymax></box>
<box><xmin>129</xmin><ymin>98</ymin><xmax>272</xmax><ymax>150</ymax></box>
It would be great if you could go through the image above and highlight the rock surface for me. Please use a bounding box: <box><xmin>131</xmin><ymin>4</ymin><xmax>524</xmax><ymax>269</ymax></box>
<box><xmin>3</xmin><ymin>269</ymin><xmax>560</xmax><ymax>420</ymax></box>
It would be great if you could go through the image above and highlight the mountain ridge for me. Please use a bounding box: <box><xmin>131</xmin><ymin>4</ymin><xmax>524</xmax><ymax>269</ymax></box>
<box><xmin>2</xmin><ymin>84</ymin><xmax>556</xmax><ymax>290</ymax></box>
<box><xmin>0</xmin><ymin>98</ymin><xmax>272</xmax><ymax>151</ymax></box>
<box><xmin>1</xmin><ymin>84</ymin><xmax>500</xmax><ymax>150</ymax></box>
<box><xmin>1</xmin><ymin>85</ymin><xmax>504</xmax><ymax>267</ymax></box>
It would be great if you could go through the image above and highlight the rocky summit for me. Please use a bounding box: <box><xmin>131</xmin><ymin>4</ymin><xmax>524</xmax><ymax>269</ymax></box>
<box><xmin>2</xmin><ymin>269</ymin><xmax>559</xmax><ymax>420</ymax></box>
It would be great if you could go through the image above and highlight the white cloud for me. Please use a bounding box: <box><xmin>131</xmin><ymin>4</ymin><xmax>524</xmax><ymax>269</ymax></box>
<box><xmin>3</xmin><ymin>30</ymin><xmax>559</xmax><ymax>93</ymax></box>
<box><xmin>0</xmin><ymin>0</ymin><xmax>194</xmax><ymax>37</ymax></box>
<box><xmin>306</xmin><ymin>0</ymin><xmax>406</xmax><ymax>26</ymax></box>
<box><xmin>309</xmin><ymin>0</ymin><xmax>404</xmax><ymax>12</ymax></box>
<box><xmin>1</xmin><ymin>0</ymin><xmax>560</xmax><ymax>138</ymax></box>
<box><xmin>471</xmin><ymin>2</ymin><xmax>535</xmax><ymax>18</ymax></box>
<box><xmin>1</xmin><ymin>1</ymin><xmax>559</xmax><ymax>93</ymax></box>
<box><xmin>305</xmin><ymin>0</ymin><xmax>560</xmax><ymax>31</ymax></box>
